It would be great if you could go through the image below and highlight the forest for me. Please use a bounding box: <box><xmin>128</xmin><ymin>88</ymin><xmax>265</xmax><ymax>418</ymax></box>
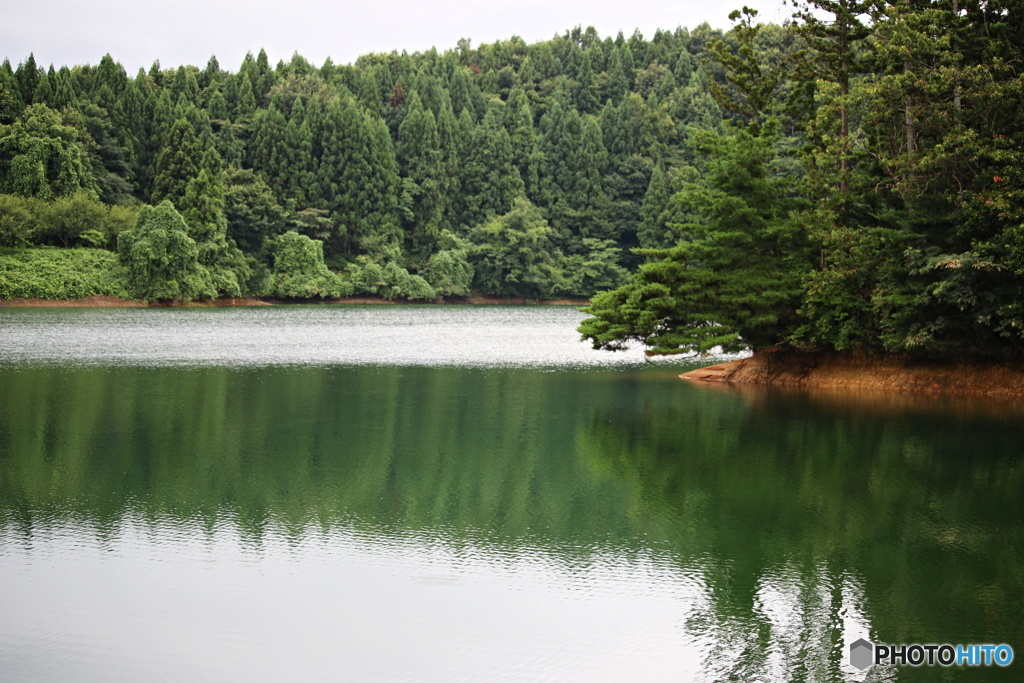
<box><xmin>1</xmin><ymin>0</ymin><xmax>1023</xmax><ymax>360</ymax></box>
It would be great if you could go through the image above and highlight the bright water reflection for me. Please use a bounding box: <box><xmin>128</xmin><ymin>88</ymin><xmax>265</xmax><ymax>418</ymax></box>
<box><xmin>0</xmin><ymin>307</ymin><xmax>1021</xmax><ymax>682</ymax></box>
<box><xmin>0</xmin><ymin>305</ymin><xmax>729</xmax><ymax>368</ymax></box>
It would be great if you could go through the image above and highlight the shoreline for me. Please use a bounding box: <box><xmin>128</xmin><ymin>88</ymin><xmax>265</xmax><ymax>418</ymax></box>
<box><xmin>0</xmin><ymin>295</ymin><xmax>590</xmax><ymax>308</ymax></box>
<box><xmin>682</xmin><ymin>348</ymin><xmax>1024</xmax><ymax>398</ymax></box>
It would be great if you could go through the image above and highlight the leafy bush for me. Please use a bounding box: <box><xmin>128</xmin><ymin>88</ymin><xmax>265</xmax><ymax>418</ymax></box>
<box><xmin>0</xmin><ymin>247</ymin><xmax>132</xmax><ymax>299</ymax></box>
<box><xmin>0</xmin><ymin>193</ymin><xmax>140</xmax><ymax>249</ymax></box>
<box><xmin>0</xmin><ymin>194</ymin><xmax>44</xmax><ymax>246</ymax></box>
<box><xmin>40</xmin><ymin>192</ymin><xmax>107</xmax><ymax>247</ymax></box>
<box><xmin>265</xmin><ymin>230</ymin><xmax>348</xmax><ymax>298</ymax></box>
<box><xmin>422</xmin><ymin>231</ymin><xmax>474</xmax><ymax>297</ymax></box>
<box><xmin>345</xmin><ymin>257</ymin><xmax>436</xmax><ymax>301</ymax></box>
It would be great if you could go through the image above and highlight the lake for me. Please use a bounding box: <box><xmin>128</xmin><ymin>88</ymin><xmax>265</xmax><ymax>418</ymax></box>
<box><xmin>0</xmin><ymin>306</ymin><xmax>1021</xmax><ymax>682</ymax></box>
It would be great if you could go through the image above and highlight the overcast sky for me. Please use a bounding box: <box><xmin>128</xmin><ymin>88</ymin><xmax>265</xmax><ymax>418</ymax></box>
<box><xmin>3</xmin><ymin>0</ymin><xmax>793</xmax><ymax>73</ymax></box>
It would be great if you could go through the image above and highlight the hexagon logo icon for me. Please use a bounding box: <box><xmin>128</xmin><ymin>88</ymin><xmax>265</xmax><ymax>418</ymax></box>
<box><xmin>850</xmin><ymin>638</ymin><xmax>874</xmax><ymax>670</ymax></box>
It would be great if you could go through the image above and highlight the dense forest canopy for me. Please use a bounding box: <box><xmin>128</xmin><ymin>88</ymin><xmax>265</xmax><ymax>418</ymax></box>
<box><xmin>1</xmin><ymin>0</ymin><xmax>1023</xmax><ymax>360</ymax></box>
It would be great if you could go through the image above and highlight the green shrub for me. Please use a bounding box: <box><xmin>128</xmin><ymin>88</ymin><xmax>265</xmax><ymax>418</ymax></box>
<box><xmin>0</xmin><ymin>247</ymin><xmax>132</xmax><ymax>299</ymax></box>
<box><xmin>0</xmin><ymin>193</ymin><xmax>140</xmax><ymax>249</ymax></box>
<box><xmin>0</xmin><ymin>194</ymin><xmax>45</xmax><ymax>246</ymax></box>
<box><xmin>266</xmin><ymin>230</ymin><xmax>348</xmax><ymax>298</ymax></box>
<box><xmin>345</xmin><ymin>257</ymin><xmax>437</xmax><ymax>301</ymax></box>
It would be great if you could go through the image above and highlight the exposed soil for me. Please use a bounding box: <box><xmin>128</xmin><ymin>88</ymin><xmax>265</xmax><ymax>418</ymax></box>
<box><xmin>681</xmin><ymin>347</ymin><xmax>1024</xmax><ymax>398</ymax></box>
<box><xmin>265</xmin><ymin>295</ymin><xmax>588</xmax><ymax>306</ymax></box>
<box><xmin>456</xmin><ymin>296</ymin><xmax>588</xmax><ymax>306</ymax></box>
<box><xmin>145</xmin><ymin>297</ymin><xmax>273</xmax><ymax>307</ymax></box>
<box><xmin>0</xmin><ymin>296</ymin><xmax>146</xmax><ymax>308</ymax></box>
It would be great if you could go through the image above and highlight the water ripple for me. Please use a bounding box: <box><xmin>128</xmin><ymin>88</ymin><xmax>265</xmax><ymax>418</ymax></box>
<box><xmin>0</xmin><ymin>305</ymin><xmax>741</xmax><ymax>369</ymax></box>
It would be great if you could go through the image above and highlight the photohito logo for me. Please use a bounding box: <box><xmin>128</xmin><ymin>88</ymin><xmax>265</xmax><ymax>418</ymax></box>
<box><xmin>849</xmin><ymin>638</ymin><xmax>1014</xmax><ymax>670</ymax></box>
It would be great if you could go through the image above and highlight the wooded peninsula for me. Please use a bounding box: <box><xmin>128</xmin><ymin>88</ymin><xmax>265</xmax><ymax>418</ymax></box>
<box><xmin>1</xmin><ymin>0</ymin><xmax>1022</xmax><ymax>364</ymax></box>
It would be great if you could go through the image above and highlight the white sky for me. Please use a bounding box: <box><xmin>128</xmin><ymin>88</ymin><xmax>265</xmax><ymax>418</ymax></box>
<box><xmin>3</xmin><ymin>0</ymin><xmax>793</xmax><ymax>73</ymax></box>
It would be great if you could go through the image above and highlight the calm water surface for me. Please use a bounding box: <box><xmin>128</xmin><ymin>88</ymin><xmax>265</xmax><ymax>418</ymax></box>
<box><xmin>0</xmin><ymin>306</ymin><xmax>1021</xmax><ymax>682</ymax></box>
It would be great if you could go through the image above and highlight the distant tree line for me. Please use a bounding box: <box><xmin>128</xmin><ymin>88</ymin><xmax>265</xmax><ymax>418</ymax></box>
<box><xmin>1</xmin><ymin>24</ymin><xmax>730</xmax><ymax>301</ymax></box>
<box><xmin>2</xmin><ymin>1</ymin><xmax>1023</xmax><ymax>360</ymax></box>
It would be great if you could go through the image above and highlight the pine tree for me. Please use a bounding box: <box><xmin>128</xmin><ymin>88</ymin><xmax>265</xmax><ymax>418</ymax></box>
<box><xmin>580</xmin><ymin>126</ymin><xmax>811</xmax><ymax>355</ymax></box>
<box><xmin>791</xmin><ymin>0</ymin><xmax>874</xmax><ymax>199</ymax></box>
<box><xmin>247</xmin><ymin>106</ymin><xmax>288</xmax><ymax>196</ymax></box>
<box><xmin>397</xmin><ymin>92</ymin><xmax>445</xmax><ymax>258</ymax></box>
<box><xmin>280</xmin><ymin>98</ymin><xmax>316</xmax><ymax>207</ymax></box>
<box><xmin>503</xmin><ymin>87</ymin><xmax>537</xmax><ymax>190</ymax></box>
<box><xmin>637</xmin><ymin>162</ymin><xmax>671</xmax><ymax>249</ymax></box>
<box><xmin>574</xmin><ymin>50</ymin><xmax>599</xmax><ymax>113</ymax></box>
<box><xmin>151</xmin><ymin>117</ymin><xmax>201</xmax><ymax>206</ymax></box>
<box><xmin>15</xmin><ymin>54</ymin><xmax>41</xmax><ymax>106</ymax></box>
<box><xmin>459</xmin><ymin>110</ymin><xmax>525</xmax><ymax>230</ymax></box>
<box><xmin>0</xmin><ymin>65</ymin><xmax>25</xmax><ymax>124</ymax></box>
<box><xmin>317</xmin><ymin>96</ymin><xmax>401</xmax><ymax>256</ymax></box>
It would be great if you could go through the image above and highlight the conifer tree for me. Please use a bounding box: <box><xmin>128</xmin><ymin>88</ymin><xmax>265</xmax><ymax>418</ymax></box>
<box><xmin>0</xmin><ymin>66</ymin><xmax>25</xmax><ymax>124</ymax></box>
<box><xmin>790</xmin><ymin>0</ymin><xmax>874</xmax><ymax>199</ymax></box>
<box><xmin>570</xmin><ymin>115</ymin><xmax>612</xmax><ymax>241</ymax></box>
<box><xmin>574</xmin><ymin>50</ymin><xmax>599</xmax><ymax>113</ymax></box>
<box><xmin>206</xmin><ymin>86</ymin><xmax>229</xmax><ymax>121</ymax></box>
<box><xmin>580</xmin><ymin>127</ymin><xmax>811</xmax><ymax>354</ymax></box>
<box><xmin>448</xmin><ymin>67</ymin><xmax>483</xmax><ymax>120</ymax></box>
<box><xmin>151</xmin><ymin>117</ymin><xmax>200</xmax><ymax>206</ymax></box>
<box><xmin>247</xmin><ymin>106</ymin><xmax>288</xmax><ymax>196</ymax></box>
<box><xmin>200</xmin><ymin>55</ymin><xmax>222</xmax><ymax>92</ymax></box>
<box><xmin>317</xmin><ymin>96</ymin><xmax>401</xmax><ymax>256</ymax></box>
<box><xmin>169</xmin><ymin>66</ymin><xmax>201</xmax><ymax>107</ymax></box>
<box><xmin>397</xmin><ymin>92</ymin><xmax>445</xmax><ymax>258</ymax></box>
<box><xmin>533</xmin><ymin>84</ymin><xmax>575</xmax><ymax>211</ymax></box>
<box><xmin>459</xmin><ymin>110</ymin><xmax>525</xmax><ymax>230</ymax></box>
<box><xmin>174</xmin><ymin>147</ymin><xmax>250</xmax><ymax>296</ymax></box>
<box><xmin>503</xmin><ymin>87</ymin><xmax>536</xmax><ymax>185</ymax></box>
<box><xmin>34</xmin><ymin>72</ymin><xmax>55</xmax><ymax>108</ymax></box>
<box><xmin>223</xmin><ymin>168</ymin><xmax>286</xmax><ymax>256</ymax></box>
<box><xmin>252</xmin><ymin>48</ymin><xmax>274</xmax><ymax>103</ymax></box>
<box><xmin>280</xmin><ymin>98</ymin><xmax>316</xmax><ymax>207</ymax></box>
<box><xmin>234</xmin><ymin>76</ymin><xmax>257</xmax><ymax>123</ymax></box>
<box><xmin>50</xmin><ymin>68</ymin><xmax>78</xmax><ymax>111</ymax></box>
<box><xmin>15</xmin><ymin>54</ymin><xmax>40</xmax><ymax>106</ymax></box>
<box><xmin>179</xmin><ymin>148</ymin><xmax>224</xmax><ymax>237</ymax></box>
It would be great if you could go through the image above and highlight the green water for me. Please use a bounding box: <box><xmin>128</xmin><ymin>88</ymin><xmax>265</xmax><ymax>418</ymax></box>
<box><xmin>0</xmin><ymin>307</ymin><xmax>1021</xmax><ymax>681</ymax></box>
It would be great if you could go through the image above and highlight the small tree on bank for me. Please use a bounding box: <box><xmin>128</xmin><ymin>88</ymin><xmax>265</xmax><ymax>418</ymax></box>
<box><xmin>117</xmin><ymin>200</ymin><xmax>214</xmax><ymax>301</ymax></box>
